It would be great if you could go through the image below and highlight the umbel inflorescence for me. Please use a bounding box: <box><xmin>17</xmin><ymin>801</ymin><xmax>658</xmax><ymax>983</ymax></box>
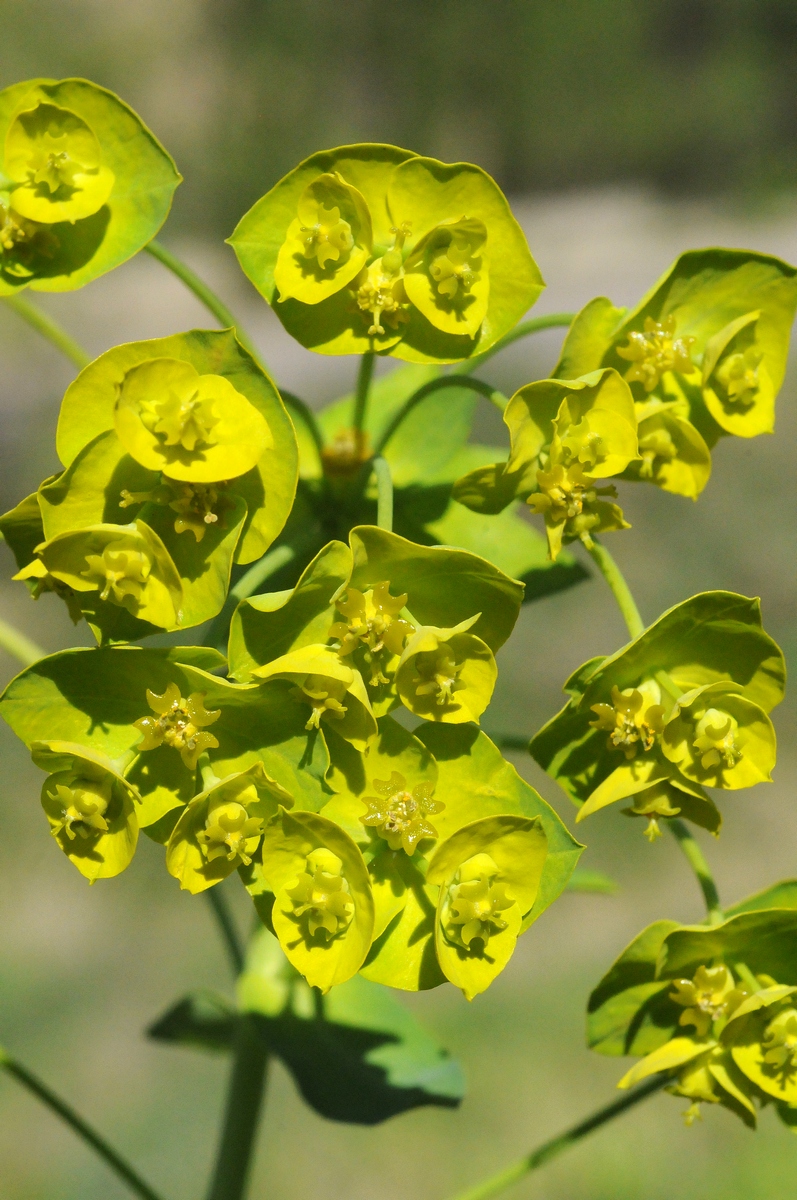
<box><xmin>0</xmin><ymin>74</ymin><xmax>795</xmax><ymax>1154</ymax></box>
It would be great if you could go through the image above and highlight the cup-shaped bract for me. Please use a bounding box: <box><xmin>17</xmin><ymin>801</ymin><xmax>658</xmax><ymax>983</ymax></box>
<box><xmin>621</xmin><ymin>409</ymin><xmax>711</xmax><ymax>500</ymax></box>
<box><xmin>114</xmin><ymin>357</ymin><xmax>272</xmax><ymax>483</ymax></box>
<box><xmin>0</xmin><ymin>78</ymin><xmax>180</xmax><ymax>293</ymax></box>
<box><xmin>273</xmin><ymin>170</ymin><xmax>373</xmax><ymax>304</ymax></box>
<box><xmin>590</xmin><ymin>908</ymin><xmax>797</xmax><ymax>1128</ymax></box>
<box><xmin>395</xmin><ymin>617</ymin><xmax>497</xmax><ymax>724</ymax></box>
<box><xmin>23</xmin><ymin>520</ymin><xmax>182</xmax><ymax>635</ymax></box>
<box><xmin>229</xmin><ymin>143</ymin><xmax>543</xmax><ymax>364</ymax></box>
<box><xmin>661</xmin><ymin>683</ymin><xmax>776</xmax><ymax>790</ymax></box>
<box><xmin>427</xmin><ymin>815</ymin><xmax>547</xmax><ymax>1000</ymax></box>
<box><xmin>531</xmin><ymin>591</ymin><xmax>785</xmax><ymax>839</ymax></box>
<box><xmin>54</xmin><ymin>329</ymin><xmax>297</xmax><ymax>565</ymax></box>
<box><xmin>166</xmin><ymin>763</ymin><xmax>293</xmax><ymax>894</ymax></box>
<box><xmin>0</xmin><ymin>646</ymin><xmax>332</xmax><ymax>842</ymax></box>
<box><xmin>354</xmin><ymin>723</ymin><xmax>583</xmax><ymax>993</ymax></box>
<box><xmin>229</xmin><ymin>527</ymin><xmax>523</xmax><ymax>721</ymax></box>
<box><xmin>33</xmin><ymin>740</ymin><xmax>139</xmax><ymax>882</ymax></box>
<box><xmin>251</xmin><ymin>644</ymin><xmax>377</xmax><ymax>750</ymax></box>
<box><xmin>259</xmin><ymin>809</ymin><xmax>375</xmax><ymax>992</ymax></box>
<box><xmin>554</xmin><ymin>251</ymin><xmax>797</xmax><ymax>452</ymax></box>
<box><xmin>454</xmin><ymin>369</ymin><xmax>638</xmax><ymax>561</ymax></box>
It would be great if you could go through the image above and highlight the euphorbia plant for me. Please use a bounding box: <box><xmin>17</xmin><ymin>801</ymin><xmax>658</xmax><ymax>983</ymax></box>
<box><xmin>0</xmin><ymin>76</ymin><xmax>794</xmax><ymax>1200</ymax></box>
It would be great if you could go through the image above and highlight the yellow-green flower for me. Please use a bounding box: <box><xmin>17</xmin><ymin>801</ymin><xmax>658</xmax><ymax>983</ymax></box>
<box><xmin>166</xmin><ymin>763</ymin><xmax>292</xmax><ymax>894</ymax></box>
<box><xmin>661</xmin><ymin>683</ymin><xmax>776</xmax><ymax>789</ymax></box>
<box><xmin>395</xmin><ymin>617</ymin><xmax>497</xmax><ymax>723</ymax></box>
<box><xmin>134</xmin><ymin>681</ymin><xmax>220</xmax><ymax>770</ymax></box>
<box><xmin>251</xmin><ymin>644</ymin><xmax>377</xmax><ymax>750</ymax></box>
<box><xmin>589</xmin><ymin>682</ymin><xmax>666</xmax><ymax>760</ymax></box>
<box><xmin>34</xmin><ymin>741</ymin><xmax>140</xmax><ymax>883</ymax></box>
<box><xmin>329</xmin><ymin>581</ymin><xmax>415</xmax><ymax>688</ymax></box>
<box><xmin>360</xmin><ymin>769</ymin><xmax>444</xmax><ymax>855</ymax></box>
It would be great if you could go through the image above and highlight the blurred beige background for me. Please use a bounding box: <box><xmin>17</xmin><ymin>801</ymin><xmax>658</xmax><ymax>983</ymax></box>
<box><xmin>0</xmin><ymin>1</ymin><xmax>796</xmax><ymax>1197</ymax></box>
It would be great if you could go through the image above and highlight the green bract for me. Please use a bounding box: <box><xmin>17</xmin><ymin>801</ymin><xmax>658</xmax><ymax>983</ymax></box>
<box><xmin>428</xmin><ymin>815</ymin><xmax>547</xmax><ymax>1000</ymax></box>
<box><xmin>229</xmin><ymin>525</ymin><xmax>523</xmax><ymax>720</ymax></box>
<box><xmin>453</xmin><ymin>369</ymin><xmax>638</xmax><ymax>560</ymax></box>
<box><xmin>394</xmin><ymin>616</ymin><xmax>497</xmax><ymax>724</ymax></box>
<box><xmin>319</xmin><ymin>718</ymin><xmax>582</xmax><ymax>995</ymax></box>
<box><xmin>588</xmin><ymin>895</ymin><xmax>797</xmax><ymax>1130</ymax></box>
<box><xmin>251</xmin><ymin>644</ymin><xmax>377</xmax><ymax>750</ymax></box>
<box><xmin>258</xmin><ymin>808</ymin><xmax>375</xmax><ymax>993</ymax></box>
<box><xmin>166</xmin><ymin>763</ymin><xmax>293</xmax><ymax>894</ymax></box>
<box><xmin>552</xmin><ymin>251</ymin><xmax>797</xmax><ymax>499</ymax></box>
<box><xmin>0</xmin><ymin>330</ymin><xmax>299</xmax><ymax>640</ymax></box>
<box><xmin>0</xmin><ymin>78</ymin><xmax>180</xmax><ymax>293</ymax></box>
<box><xmin>32</xmin><ymin>740</ymin><xmax>140</xmax><ymax>882</ymax></box>
<box><xmin>0</xmin><ymin>646</ymin><xmax>331</xmax><ymax>844</ymax></box>
<box><xmin>229</xmin><ymin>144</ymin><xmax>543</xmax><ymax>363</ymax></box>
<box><xmin>531</xmin><ymin>591</ymin><xmax>784</xmax><ymax>839</ymax></box>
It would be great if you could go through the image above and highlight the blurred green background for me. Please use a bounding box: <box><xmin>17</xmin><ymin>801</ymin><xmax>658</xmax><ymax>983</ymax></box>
<box><xmin>0</xmin><ymin>2</ymin><xmax>796</xmax><ymax>1198</ymax></box>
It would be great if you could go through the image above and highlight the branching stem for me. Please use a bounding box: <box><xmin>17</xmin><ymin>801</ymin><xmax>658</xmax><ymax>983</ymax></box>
<box><xmin>372</xmin><ymin>456</ymin><xmax>394</xmax><ymax>531</ymax></box>
<box><xmin>352</xmin><ymin>351</ymin><xmax>375</xmax><ymax>434</ymax></box>
<box><xmin>375</xmin><ymin>376</ymin><xmax>508</xmax><ymax>456</ymax></box>
<box><xmin>451</xmin><ymin>312</ymin><xmax>575</xmax><ymax>375</ymax></box>
<box><xmin>205</xmin><ymin>886</ymin><xmax>246</xmax><ymax>976</ymax></box>
<box><xmin>0</xmin><ymin>1056</ymin><xmax>166</xmax><ymax>1200</ymax></box>
<box><xmin>582</xmin><ymin>536</ymin><xmax>644</xmax><ymax>639</ymax></box>
<box><xmin>446</xmin><ymin>1073</ymin><xmax>668</xmax><ymax>1200</ymax></box>
<box><xmin>2</xmin><ymin>294</ymin><xmax>91</xmax><ymax>371</ymax></box>
<box><xmin>668</xmin><ymin>819</ymin><xmax>724</xmax><ymax>924</ymax></box>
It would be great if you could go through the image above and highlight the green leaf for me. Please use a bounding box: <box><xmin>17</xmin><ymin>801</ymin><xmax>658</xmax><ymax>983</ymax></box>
<box><xmin>725</xmin><ymin>880</ymin><xmax>797</xmax><ymax>918</ymax></box>
<box><xmin>147</xmin><ymin>990</ymin><xmax>237</xmax><ymax>1053</ymax></box>
<box><xmin>578</xmin><ymin>591</ymin><xmax>786</xmax><ymax>715</ymax></box>
<box><xmin>424</xmin><ymin>492</ymin><xmax>587</xmax><ymax>604</ymax></box>
<box><xmin>237</xmin><ymin>925</ymin><xmax>464</xmax><ymax>1122</ymax></box>
<box><xmin>0</xmin><ymin>647</ymin><xmax>331</xmax><ymax>822</ymax></box>
<box><xmin>55</xmin><ymin>329</ymin><xmax>297</xmax><ymax>565</ymax></box>
<box><xmin>0</xmin><ymin>78</ymin><xmax>180</xmax><ymax>295</ymax></box>
<box><xmin>229</xmin><ymin>541</ymin><xmax>351</xmax><ymax>682</ymax></box>
<box><xmin>660</xmin><ymin>911</ymin><xmax>797</xmax><ymax>984</ymax></box>
<box><xmin>587</xmin><ymin>919</ymin><xmax>682</xmax><ymax>1056</ymax></box>
<box><xmin>348</xmin><ymin>525</ymin><xmax>523</xmax><ymax>652</ymax></box>
<box><xmin>553</xmin><ymin>297</ymin><xmax>626</xmax><ymax>379</ymax></box>
<box><xmin>415</xmin><ymin>725</ymin><xmax>582</xmax><ymax>931</ymax></box>
<box><xmin>0</xmin><ymin>491</ymin><xmax>44</xmax><ymax>572</ymax></box>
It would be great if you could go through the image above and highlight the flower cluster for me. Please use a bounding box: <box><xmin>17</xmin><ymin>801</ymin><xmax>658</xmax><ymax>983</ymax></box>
<box><xmin>531</xmin><ymin>592</ymin><xmax>784</xmax><ymax>840</ymax></box>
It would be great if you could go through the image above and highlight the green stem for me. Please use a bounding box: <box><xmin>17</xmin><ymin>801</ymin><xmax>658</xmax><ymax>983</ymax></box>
<box><xmin>206</xmin><ymin>1016</ymin><xmax>269</xmax><ymax>1200</ymax></box>
<box><xmin>451</xmin><ymin>312</ymin><xmax>575</xmax><ymax>375</ymax></box>
<box><xmin>145</xmin><ymin>239</ymin><xmax>248</xmax><ymax>345</ymax></box>
<box><xmin>203</xmin><ymin>543</ymin><xmax>298</xmax><ymax>649</ymax></box>
<box><xmin>144</xmin><ymin>240</ymin><xmax>324</xmax><ymax>453</ymax></box>
<box><xmin>352</xmin><ymin>352</ymin><xmax>375</xmax><ymax>434</ymax></box>
<box><xmin>1</xmin><ymin>1056</ymin><xmax>165</xmax><ymax>1200</ymax></box>
<box><xmin>446</xmin><ymin>1074</ymin><xmax>668</xmax><ymax>1200</ymax></box>
<box><xmin>372</xmin><ymin>456</ymin><xmax>393</xmax><ymax>531</ymax></box>
<box><xmin>3</xmin><ymin>294</ymin><xmax>90</xmax><ymax>371</ymax></box>
<box><xmin>582</xmin><ymin>536</ymin><xmax>644</xmax><ymax>639</ymax></box>
<box><xmin>668</xmin><ymin>819</ymin><xmax>724</xmax><ymax>924</ymax></box>
<box><xmin>205</xmin><ymin>886</ymin><xmax>246</xmax><ymax>976</ymax></box>
<box><xmin>374</xmin><ymin>376</ymin><xmax>508</xmax><ymax>456</ymax></box>
<box><xmin>0</xmin><ymin>615</ymin><xmax>46</xmax><ymax>666</ymax></box>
